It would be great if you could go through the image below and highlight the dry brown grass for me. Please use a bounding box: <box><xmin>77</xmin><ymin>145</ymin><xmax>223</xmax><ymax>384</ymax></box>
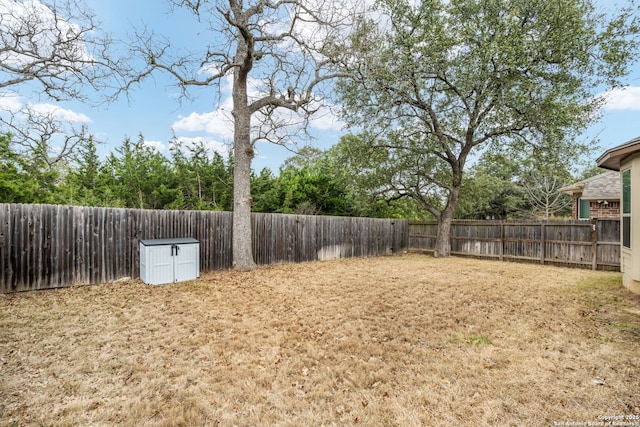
<box><xmin>1</xmin><ymin>254</ymin><xmax>639</xmax><ymax>426</ymax></box>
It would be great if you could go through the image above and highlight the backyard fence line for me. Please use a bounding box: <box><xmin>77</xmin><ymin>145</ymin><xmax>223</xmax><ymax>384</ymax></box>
<box><xmin>0</xmin><ymin>204</ymin><xmax>409</xmax><ymax>293</ymax></box>
<box><xmin>409</xmin><ymin>218</ymin><xmax>620</xmax><ymax>271</ymax></box>
<box><xmin>3</xmin><ymin>203</ymin><xmax>620</xmax><ymax>293</ymax></box>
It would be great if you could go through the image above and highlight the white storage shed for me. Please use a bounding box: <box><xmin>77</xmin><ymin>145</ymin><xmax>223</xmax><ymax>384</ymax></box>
<box><xmin>139</xmin><ymin>238</ymin><xmax>200</xmax><ymax>285</ymax></box>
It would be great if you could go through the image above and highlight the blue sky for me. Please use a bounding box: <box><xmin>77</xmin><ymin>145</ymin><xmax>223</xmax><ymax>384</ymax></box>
<box><xmin>4</xmin><ymin>0</ymin><xmax>640</xmax><ymax>173</ymax></box>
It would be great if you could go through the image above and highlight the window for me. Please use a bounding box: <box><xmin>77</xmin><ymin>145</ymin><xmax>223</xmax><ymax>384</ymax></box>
<box><xmin>622</xmin><ymin>169</ymin><xmax>631</xmax><ymax>248</ymax></box>
<box><xmin>578</xmin><ymin>198</ymin><xmax>590</xmax><ymax>220</ymax></box>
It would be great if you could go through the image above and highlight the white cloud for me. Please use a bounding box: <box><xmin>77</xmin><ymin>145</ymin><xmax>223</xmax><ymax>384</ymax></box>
<box><xmin>310</xmin><ymin>113</ymin><xmax>343</xmax><ymax>131</ymax></box>
<box><xmin>171</xmin><ymin>76</ymin><xmax>235</xmax><ymax>139</ymax></box>
<box><xmin>0</xmin><ymin>91</ymin><xmax>23</xmax><ymax>111</ymax></box>
<box><xmin>143</xmin><ymin>140</ymin><xmax>166</xmax><ymax>152</ymax></box>
<box><xmin>288</xmin><ymin>0</ymin><xmax>368</xmax><ymax>54</ymax></box>
<box><xmin>171</xmin><ymin>109</ymin><xmax>234</xmax><ymax>139</ymax></box>
<box><xmin>29</xmin><ymin>103</ymin><xmax>92</xmax><ymax>123</ymax></box>
<box><xmin>601</xmin><ymin>86</ymin><xmax>640</xmax><ymax>111</ymax></box>
<box><xmin>308</xmin><ymin>102</ymin><xmax>344</xmax><ymax>131</ymax></box>
<box><xmin>0</xmin><ymin>94</ymin><xmax>92</xmax><ymax>123</ymax></box>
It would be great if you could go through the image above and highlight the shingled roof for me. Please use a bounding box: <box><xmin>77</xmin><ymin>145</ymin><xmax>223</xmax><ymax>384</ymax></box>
<box><xmin>558</xmin><ymin>170</ymin><xmax>620</xmax><ymax>200</ymax></box>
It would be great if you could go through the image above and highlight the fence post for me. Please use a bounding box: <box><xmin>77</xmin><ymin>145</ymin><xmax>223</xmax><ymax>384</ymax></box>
<box><xmin>499</xmin><ymin>222</ymin><xmax>504</xmax><ymax>261</ymax></box>
<box><xmin>591</xmin><ymin>218</ymin><xmax>598</xmax><ymax>270</ymax></box>
<box><xmin>540</xmin><ymin>223</ymin><xmax>546</xmax><ymax>265</ymax></box>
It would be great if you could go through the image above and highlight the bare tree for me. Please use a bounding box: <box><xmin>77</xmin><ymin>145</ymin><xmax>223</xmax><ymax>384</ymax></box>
<box><xmin>0</xmin><ymin>0</ymin><xmax>119</xmax><ymax>163</ymax></box>
<box><xmin>1</xmin><ymin>0</ymin><xmax>117</xmax><ymax>99</ymax></box>
<box><xmin>521</xmin><ymin>171</ymin><xmax>572</xmax><ymax>220</ymax></box>
<box><xmin>1</xmin><ymin>101</ymin><xmax>91</xmax><ymax>169</ymax></box>
<box><xmin>122</xmin><ymin>0</ymin><xmax>356</xmax><ymax>270</ymax></box>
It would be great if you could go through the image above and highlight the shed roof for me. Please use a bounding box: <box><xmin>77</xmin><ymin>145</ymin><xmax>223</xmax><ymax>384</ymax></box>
<box><xmin>558</xmin><ymin>170</ymin><xmax>620</xmax><ymax>200</ymax></box>
<box><xmin>596</xmin><ymin>136</ymin><xmax>640</xmax><ymax>171</ymax></box>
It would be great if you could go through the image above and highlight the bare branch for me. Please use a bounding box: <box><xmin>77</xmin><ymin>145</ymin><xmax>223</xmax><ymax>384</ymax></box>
<box><xmin>0</xmin><ymin>103</ymin><xmax>91</xmax><ymax>169</ymax></box>
<box><xmin>1</xmin><ymin>0</ymin><xmax>124</xmax><ymax>102</ymax></box>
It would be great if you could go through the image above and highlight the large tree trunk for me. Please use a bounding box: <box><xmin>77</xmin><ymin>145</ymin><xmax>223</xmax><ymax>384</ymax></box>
<box><xmin>231</xmin><ymin>39</ymin><xmax>257</xmax><ymax>271</ymax></box>
<box><xmin>231</xmin><ymin>126</ymin><xmax>256</xmax><ymax>271</ymax></box>
<box><xmin>433</xmin><ymin>186</ymin><xmax>460</xmax><ymax>258</ymax></box>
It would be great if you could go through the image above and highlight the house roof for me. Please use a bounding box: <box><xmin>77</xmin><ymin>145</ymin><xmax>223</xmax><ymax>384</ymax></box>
<box><xmin>596</xmin><ymin>136</ymin><xmax>640</xmax><ymax>171</ymax></box>
<box><xmin>558</xmin><ymin>170</ymin><xmax>620</xmax><ymax>200</ymax></box>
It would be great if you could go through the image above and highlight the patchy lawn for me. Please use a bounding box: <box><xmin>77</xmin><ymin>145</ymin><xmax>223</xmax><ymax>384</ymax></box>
<box><xmin>1</xmin><ymin>254</ymin><xmax>639</xmax><ymax>426</ymax></box>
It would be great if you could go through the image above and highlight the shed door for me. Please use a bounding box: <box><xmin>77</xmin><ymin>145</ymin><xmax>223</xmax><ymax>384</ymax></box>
<box><xmin>174</xmin><ymin>244</ymin><xmax>199</xmax><ymax>283</ymax></box>
<box><xmin>148</xmin><ymin>245</ymin><xmax>174</xmax><ymax>285</ymax></box>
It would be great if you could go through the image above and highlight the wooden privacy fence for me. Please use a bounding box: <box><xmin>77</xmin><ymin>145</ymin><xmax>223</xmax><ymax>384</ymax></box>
<box><xmin>0</xmin><ymin>204</ymin><xmax>408</xmax><ymax>293</ymax></box>
<box><xmin>409</xmin><ymin>219</ymin><xmax>620</xmax><ymax>271</ymax></box>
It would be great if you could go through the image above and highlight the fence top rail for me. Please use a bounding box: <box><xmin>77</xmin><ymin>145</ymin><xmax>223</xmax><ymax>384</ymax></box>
<box><xmin>0</xmin><ymin>203</ymin><xmax>235</xmax><ymax>216</ymax></box>
<box><xmin>0</xmin><ymin>203</ymin><xmax>407</xmax><ymax>224</ymax></box>
<box><xmin>408</xmin><ymin>219</ymin><xmax>607</xmax><ymax>226</ymax></box>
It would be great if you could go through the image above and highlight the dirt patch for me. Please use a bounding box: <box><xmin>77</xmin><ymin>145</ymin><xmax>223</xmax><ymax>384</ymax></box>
<box><xmin>1</xmin><ymin>254</ymin><xmax>639</xmax><ymax>426</ymax></box>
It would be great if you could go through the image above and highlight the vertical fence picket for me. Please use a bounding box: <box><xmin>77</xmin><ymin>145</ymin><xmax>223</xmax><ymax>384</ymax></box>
<box><xmin>0</xmin><ymin>204</ymin><xmax>9</xmax><ymax>292</ymax></box>
<box><xmin>12</xmin><ymin>204</ymin><xmax>24</xmax><ymax>291</ymax></box>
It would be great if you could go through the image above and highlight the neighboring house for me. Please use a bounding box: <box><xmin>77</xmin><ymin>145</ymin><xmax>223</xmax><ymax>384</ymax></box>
<box><xmin>558</xmin><ymin>170</ymin><xmax>620</xmax><ymax>220</ymax></box>
<box><xmin>597</xmin><ymin>136</ymin><xmax>640</xmax><ymax>295</ymax></box>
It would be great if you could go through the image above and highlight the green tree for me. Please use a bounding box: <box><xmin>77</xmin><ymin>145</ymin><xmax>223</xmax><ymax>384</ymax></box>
<box><xmin>251</xmin><ymin>155</ymin><xmax>355</xmax><ymax>216</ymax></box>
<box><xmin>170</xmin><ymin>141</ymin><xmax>233</xmax><ymax>211</ymax></box>
<box><xmin>274</xmin><ymin>147</ymin><xmax>354</xmax><ymax>215</ymax></box>
<box><xmin>338</xmin><ymin>0</ymin><xmax>639</xmax><ymax>257</ymax></box>
<box><xmin>0</xmin><ymin>133</ymin><xmax>41</xmax><ymax>202</ymax></box>
<box><xmin>457</xmin><ymin>156</ymin><xmax>526</xmax><ymax>220</ymax></box>
<box><xmin>56</xmin><ymin>136</ymin><xmax>120</xmax><ymax>207</ymax></box>
<box><xmin>0</xmin><ymin>131</ymin><xmax>64</xmax><ymax>204</ymax></box>
<box><xmin>323</xmin><ymin>134</ymin><xmax>434</xmax><ymax>219</ymax></box>
<box><xmin>251</xmin><ymin>167</ymin><xmax>281</xmax><ymax>213</ymax></box>
<box><xmin>105</xmin><ymin>135</ymin><xmax>176</xmax><ymax>209</ymax></box>
<box><xmin>457</xmin><ymin>150</ymin><xmax>578</xmax><ymax>220</ymax></box>
<box><xmin>575</xmin><ymin>165</ymin><xmax>608</xmax><ymax>181</ymax></box>
<box><xmin>275</xmin><ymin>165</ymin><xmax>353</xmax><ymax>216</ymax></box>
<box><xmin>481</xmin><ymin>147</ymin><xmax>575</xmax><ymax>219</ymax></box>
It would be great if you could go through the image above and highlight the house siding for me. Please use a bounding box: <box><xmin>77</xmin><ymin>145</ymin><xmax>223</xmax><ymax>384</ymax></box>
<box><xmin>621</xmin><ymin>154</ymin><xmax>640</xmax><ymax>294</ymax></box>
<box><xmin>621</xmin><ymin>250</ymin><xmax>640</xmax><ymax>293</ymax></box>
<box><xmin>596</xmin><ymin>137</ymin><xmax>640</xmax><ymax>295</ymax></box>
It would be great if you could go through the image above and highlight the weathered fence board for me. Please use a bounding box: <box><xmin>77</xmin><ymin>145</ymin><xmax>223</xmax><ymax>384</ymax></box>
<box><xmin>0</xmin><ymin>204</ymin><xmax>408</xmax><ymax>293</ymax></box>
<box><xmin>409</xmin><ymin>219</ymin><xmax>620</xmax><ymax>271</ymax></box>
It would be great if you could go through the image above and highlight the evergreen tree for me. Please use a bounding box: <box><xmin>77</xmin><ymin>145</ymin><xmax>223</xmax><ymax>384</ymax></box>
<box><xmin>56</xmin><ymin>136</ymin><xmax>120</xmax><ymax>207</ymax></box>
<box><xmin>170</xmin><ymin>140</ymin><xmax>233</xmax><ymax>211</ymax></box>
<box><xmin>106</xmin><ymin>135</ymin><xmax>176</xmax><ymax>209</ymax></box>
<box><xmin>0</xmin><ymin>134</ymin><xmax>40</xmax><ymax>203</ymax></box>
